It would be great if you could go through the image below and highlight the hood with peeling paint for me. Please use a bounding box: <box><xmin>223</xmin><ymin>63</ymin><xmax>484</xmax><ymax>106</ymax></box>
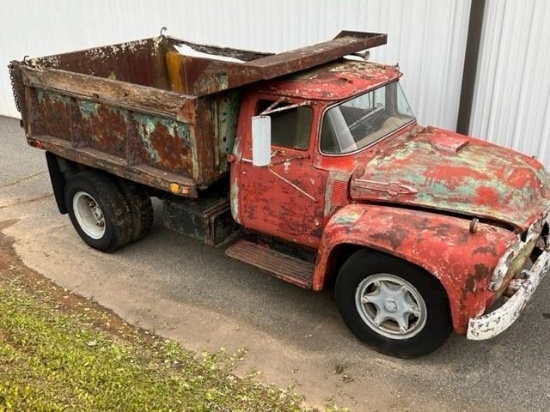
<box><xmin>350</xmin><ymin>126</ymin><xmax>550</xmax><ymax>231</ymax></box>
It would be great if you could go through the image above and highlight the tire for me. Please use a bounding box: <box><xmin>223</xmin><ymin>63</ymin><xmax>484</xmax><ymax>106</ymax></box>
<box><xmin>117</xmin><ymin>181</ymin><xmax>154</xmax><ymax>242</ymax></box>
<box><xmin>335</xmin><ymin>249</ymin><xmax>452</xmax><ymax>358</ymax></box>
<box><xmin>64</xmin><ymin>172</ymin><xmax>133</xmax><ymax>252</ymax></box>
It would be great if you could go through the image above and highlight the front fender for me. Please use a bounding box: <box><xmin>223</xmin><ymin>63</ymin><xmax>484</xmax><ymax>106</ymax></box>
<box><xmin>313</xmin><ymin>204</ymin><xmax>517</xmax><ymax>333</ymax></box>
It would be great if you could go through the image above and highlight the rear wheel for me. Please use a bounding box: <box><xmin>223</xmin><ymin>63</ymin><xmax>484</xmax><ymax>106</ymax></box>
<box><xmin>118</xmin><ymin>181</ymin><xmax>154</xmax><ymax>242</ymax></box>
<box><xmin>65</xmin><ymin>172</ymin><xmax>133</xmax><ymax>252</ymax></box>
<box><xmin>335</xmin><ymin>249</ymin><xmax>452</xmax><ymax>358</ymax></box>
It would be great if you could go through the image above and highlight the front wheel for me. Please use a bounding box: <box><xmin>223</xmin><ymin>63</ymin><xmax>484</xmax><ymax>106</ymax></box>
<box><xmin>335</xmin><ymin>250</ymin><xmax>452</xmax><ymax>358</ymax></box>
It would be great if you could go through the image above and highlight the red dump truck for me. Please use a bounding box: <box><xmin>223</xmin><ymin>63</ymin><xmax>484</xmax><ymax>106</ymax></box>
<box><xmin>9</xmin><ymin>31</ymin><xmax>550</xmax><ymax>357</ymax></box>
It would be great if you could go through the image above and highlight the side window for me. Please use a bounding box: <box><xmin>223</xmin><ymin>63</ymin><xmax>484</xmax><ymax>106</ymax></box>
<box><xmin>256</xmin><ymin>100</ymin><xmax>312</xmax><ymax>150</ymax></box>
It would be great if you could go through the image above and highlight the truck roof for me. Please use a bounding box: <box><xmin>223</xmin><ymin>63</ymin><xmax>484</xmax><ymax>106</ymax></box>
<box><xmin>256</xmin><ymin>60</ymin><xmax>402</xmax><ymax>101</ymax></box>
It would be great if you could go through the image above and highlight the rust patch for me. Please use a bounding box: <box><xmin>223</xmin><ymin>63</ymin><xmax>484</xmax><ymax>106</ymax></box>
<box><xmin>31</xmin><ymin>91</ymin><xmax>72</xmax><ymax>140</ymax></box>
<box><xmin>262</xmin><ymin>60</ymin><xmax>401</xmax><ymax>101</ymax></box>
<box><xmin>465</xmin><ymin>264</ymin><xmax>491</xmax><ymax>294</ymax></box>
<box><xmin>473</xmin><ymin>244</ymin><xmax>498</xmax><ymax>256</ymax></box>
<box><xmin>133</xmin><ymin>113</ymin><xmax>192</xmax><ymax>176</ymax></box>
<box><xmin>29</xmin><ymin>37</ymin><xmax>169</xmax><ymax>90</ymax></box>
<box><xmin>370</xmin><ymin>229</ymin><xmax>406</xmax><ymax>250</ymax></box>
<box><xmin>77</xmin><ymin>102</ymin><xmax>128</xmax><ymax>158</ymax></box>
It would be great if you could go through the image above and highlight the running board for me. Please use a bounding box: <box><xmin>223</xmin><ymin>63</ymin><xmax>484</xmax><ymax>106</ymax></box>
<box><xmin>225</xmin><ymin>240</ymin><xmax>314</xmax><ymax>289</ymax></box>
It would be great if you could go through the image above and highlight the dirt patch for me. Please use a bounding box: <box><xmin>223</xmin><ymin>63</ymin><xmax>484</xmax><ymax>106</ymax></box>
<box><xmin>0</xmin><ymin>230</ymin><xmax>157</xmax><ymax>347</ymax></box>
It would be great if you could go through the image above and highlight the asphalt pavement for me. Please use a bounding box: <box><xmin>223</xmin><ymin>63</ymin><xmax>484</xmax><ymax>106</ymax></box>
<box><xmin>1</xmin><ymin>115</ymin><xmax>550</xmax><ymax>411</ymax></box>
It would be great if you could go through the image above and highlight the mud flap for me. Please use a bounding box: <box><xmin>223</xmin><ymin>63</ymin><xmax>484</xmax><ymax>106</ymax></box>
<box><xmin>45</xmin><ymin>151</ymin><xmax>67</xmax><ymax>214</ymax></box>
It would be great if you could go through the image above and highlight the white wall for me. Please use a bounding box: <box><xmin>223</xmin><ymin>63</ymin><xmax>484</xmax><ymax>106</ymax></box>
<box><xmin>0</xmin><ymin>0</ymin><xmax>471</xmax><ymax>131</ymax></box>
<box><xmin>470</xmin><ymin>0</ymin><xmax>550</xmax><ymax>166</ymax></box>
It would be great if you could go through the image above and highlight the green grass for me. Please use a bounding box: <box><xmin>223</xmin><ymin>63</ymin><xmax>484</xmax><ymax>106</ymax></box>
<box><xmin>0</xmin><ymin>261</ymin><xmax>346</xmax><ymax>412</ymax></box>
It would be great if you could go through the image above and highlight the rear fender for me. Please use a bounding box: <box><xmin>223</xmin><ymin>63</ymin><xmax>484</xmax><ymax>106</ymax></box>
<box><xmin>313</xmin><ymin>204</ymin><xmax>517</xmax><ymax>333</ymax></box>
<box><xmin>45</xmin><ymin>152</ymin><xmax>88</xmax><ymax>214</ymax></box>
<box><xmin>45</xmin><ymin>152</ymin><xmax>67</xmax><ymax>214</ymax></box>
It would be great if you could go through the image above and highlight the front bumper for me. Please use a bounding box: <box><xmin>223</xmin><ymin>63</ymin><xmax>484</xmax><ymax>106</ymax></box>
<box><xmin>467</xmin><ymin>250</ymin><xmax>550</xmax><ymax>340</ymax></box>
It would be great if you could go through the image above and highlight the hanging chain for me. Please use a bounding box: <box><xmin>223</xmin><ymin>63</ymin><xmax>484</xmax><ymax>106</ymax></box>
<box><xmin>8</xmin><ymin>63</ymin><xmax>21</xmax><ymax>113</ymax></box>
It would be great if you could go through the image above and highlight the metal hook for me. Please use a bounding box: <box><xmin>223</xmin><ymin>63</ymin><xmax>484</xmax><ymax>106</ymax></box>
<box><xmin>23</xmin><ymin>55</ymin><xmax>29</xmax><ymax>63</ymax></box>
<box><xmin>160</xmin><ymin>26</ymin><xmax>168</xmax><ymax>36</ymax></box>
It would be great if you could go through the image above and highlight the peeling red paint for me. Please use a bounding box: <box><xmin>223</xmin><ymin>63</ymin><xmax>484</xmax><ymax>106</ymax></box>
<box><xmin>260</xmin><ymin>60</ymin><xmax>401</xmax><ymax>101</ymax></box>
<box><xmin>345</xmin><ymin>127</ymin><xmax>549</xmax><ymax>231</ymax></box>
<box><xmin>312</xmin><ymin>203</ymin><xmax>517</xmax><ymax>332</ymax></box>
<box><xmin>424</xmin><ymin>165</ymin><xmax>488</xmax><ymax>187</ymax></box>
<box><xmin>475</xmin><ymin>186</ymin><xmax>499</xmax><ymax>205</ymax></box>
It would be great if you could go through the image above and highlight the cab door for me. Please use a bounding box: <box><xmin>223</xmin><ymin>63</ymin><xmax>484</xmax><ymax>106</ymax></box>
<box><xmin>236</xmin><ymin>97</ymin><xmax>327</xmax><ymax>249</ymax></box>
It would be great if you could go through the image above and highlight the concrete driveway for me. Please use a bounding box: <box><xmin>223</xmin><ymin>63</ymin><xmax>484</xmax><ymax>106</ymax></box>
<box><xmin>1</xmin><ymin>115</ymin><xmax>550</xmax><ymax>411</ymax></box>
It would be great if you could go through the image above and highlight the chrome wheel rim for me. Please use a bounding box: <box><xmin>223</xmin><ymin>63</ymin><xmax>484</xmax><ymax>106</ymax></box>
<box><xmin>73</xmin><ymin>191</ymin><xmax>105</xmax><ymax>239</ymax></box>
<box><xmin>355</xmin><ymin>273</ymin><xmax>427</xmax><ymax>340</ymax></box>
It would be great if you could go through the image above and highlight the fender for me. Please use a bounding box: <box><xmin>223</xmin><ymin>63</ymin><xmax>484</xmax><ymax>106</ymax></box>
<box><xmin>313</xmin><ymin>203</ymin><xmax>518</xmax><ymax>333</ymax></box>
<box><xmin>45</xmin><ymin>151</ymin><xmax>68</xmax><ymax>214</ymax></box>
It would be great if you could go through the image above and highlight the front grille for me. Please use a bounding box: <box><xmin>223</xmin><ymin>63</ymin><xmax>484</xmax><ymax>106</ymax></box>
<box><xmin>489</xmin><ymin>208</ymin><xmax>550</xmax><ymax>291</ymax></box>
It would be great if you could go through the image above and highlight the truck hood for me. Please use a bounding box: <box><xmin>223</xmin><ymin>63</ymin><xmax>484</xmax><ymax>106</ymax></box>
<box><xmin>350</xmin><ymin>127</ymin><xmax>550</xmax><ymax>231</ymax></box>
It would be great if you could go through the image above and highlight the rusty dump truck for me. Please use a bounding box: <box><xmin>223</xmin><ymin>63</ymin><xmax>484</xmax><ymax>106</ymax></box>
<box><xmin>9</xmin><ymin>31</ymin><xmax>550</xmax><ymax>358</ymax></box>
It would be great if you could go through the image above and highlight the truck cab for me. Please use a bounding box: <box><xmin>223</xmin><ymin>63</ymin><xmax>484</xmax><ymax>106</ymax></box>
<box><xmin>230</xmin><ymin>57</ymin><xmax>550</xmax><ymax>358</ymax></box>
<box><xmin>232</xmin><ymin>60</ymin><xmax>409</xmax><ymax>249</ymax></box>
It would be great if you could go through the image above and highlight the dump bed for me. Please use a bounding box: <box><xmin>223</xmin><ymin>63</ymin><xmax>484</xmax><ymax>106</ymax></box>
<box><xmin>9</xmin><ymin>31</ymin><xmax>386</xmax><ymax>197</ymax></box>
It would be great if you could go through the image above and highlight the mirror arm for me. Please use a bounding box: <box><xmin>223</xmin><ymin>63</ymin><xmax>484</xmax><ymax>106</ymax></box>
<box><xmin>260</xmin><ymin>100</ymin><xmax>312</xmax><ymax>116</ymax></box>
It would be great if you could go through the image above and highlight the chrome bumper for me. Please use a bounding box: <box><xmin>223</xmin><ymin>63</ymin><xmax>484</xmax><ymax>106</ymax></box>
<box><xmin>467</xmin><ymin>250</ymin><xmax>550</xmax><ymax>340</ymax></box>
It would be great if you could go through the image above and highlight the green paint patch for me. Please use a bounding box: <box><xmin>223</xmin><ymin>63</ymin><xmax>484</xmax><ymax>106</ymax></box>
<box><xmin>333</xmin><ymin>211</ymin><xmax>361</xmax><ymax>225</ymax></box>
<box><xmin>37</xmin><ymin>90</ymin><xmax>70</xmax><ymax>106</ymax></box>
<box><xmin>217</xmin><ymin>91</ymin><xmax>241</xmax><ymax>156</ymax></box>
<box><xmin>132</xmin><ymin>113</ymin><xmax>191</xmax><ymax>164</ymax></box>
<box><xmin>133</xmin><ymin>113</ymin><xmax>190</xmax><ymax>142</ymax></box>
<box><xmin>78</xmin><ymin>100</ymin><xmax>97</xmax><ymax>120</ymax></box>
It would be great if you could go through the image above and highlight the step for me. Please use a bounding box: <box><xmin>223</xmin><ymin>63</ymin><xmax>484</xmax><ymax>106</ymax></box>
<box><xmin>225</xmin><ymin>240</ymin><xmax>314</xmax><ymax>289</ymax></box>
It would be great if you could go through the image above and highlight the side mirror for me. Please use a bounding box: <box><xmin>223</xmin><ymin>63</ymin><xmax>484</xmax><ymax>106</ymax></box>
<box><xmin>251</xmin><ymin>116</ymin><xmax>271</xmax><ymax>167</ymax></box>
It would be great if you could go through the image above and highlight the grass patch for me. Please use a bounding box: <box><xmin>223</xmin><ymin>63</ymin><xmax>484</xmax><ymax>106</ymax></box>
<box><xmin>0</xmin><ymin>235</ymin><xmax>347</xmax><ymax>412</ymax></box>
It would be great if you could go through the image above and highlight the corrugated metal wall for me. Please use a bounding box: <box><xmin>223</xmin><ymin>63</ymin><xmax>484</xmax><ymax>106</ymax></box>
<box><xmin>469</xmin><ymin>0</ymin><xmax>550</xmax><ymax>166</ymax></box>
<box><xmin>1</xmin><ymin>0</ymin><xmax>471</xmax><ymax>131</ymax></box>
<box><xmin>3</xmin><ymin>1</ymin><xmax>549</xmax><ymax>166</ymax></box>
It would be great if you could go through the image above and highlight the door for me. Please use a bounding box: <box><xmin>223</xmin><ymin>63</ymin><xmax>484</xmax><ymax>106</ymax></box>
<box><xmin>237</xmin><ymin>98</ymin><xmax>327</xmax><ymax>248</ymax></box>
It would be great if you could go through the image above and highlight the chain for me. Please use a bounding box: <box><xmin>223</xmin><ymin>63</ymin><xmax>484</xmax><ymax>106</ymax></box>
<box><xmin>8</xmin><ymin>63</ymin><xmax>21</xmax><ymax>113</ymax></box>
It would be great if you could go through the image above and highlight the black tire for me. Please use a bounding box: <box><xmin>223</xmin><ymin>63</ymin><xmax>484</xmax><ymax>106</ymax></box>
<box><xmin>335</xmin><ymin>249</ymin><xmax>452</xmax><ymax>358</ymax></box>
<box><xmin>64</xmin><ymin>172</ymin><xmax>133</xmax><ymax>252</ymax></box>
<box><xmin>117</xmin><ymin>181</ymin><xmax>154</xmax><ymax>242</ymax></box>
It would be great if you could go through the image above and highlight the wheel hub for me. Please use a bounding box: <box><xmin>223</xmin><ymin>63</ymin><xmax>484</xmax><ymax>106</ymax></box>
<box><xmin>73</xmin><ymin>191</ymin><xmax>106</xmax><ymax>240</ymax></box>
<box><xmin>383</xmin><ymin>299</ymin><xmax>398</xmax><ymax>313</ymax></box>
<box><xmin>355</xmin><ymin>273</ymin><xmax>427</xmax><ymax>340</ymax></box>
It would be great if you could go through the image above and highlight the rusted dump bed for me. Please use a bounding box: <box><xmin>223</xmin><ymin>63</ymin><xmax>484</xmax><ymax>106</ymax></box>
<box><xmin>9</xmin><ymin>32</ymin><xmax>385</xmax><ymax>196</ymax></box>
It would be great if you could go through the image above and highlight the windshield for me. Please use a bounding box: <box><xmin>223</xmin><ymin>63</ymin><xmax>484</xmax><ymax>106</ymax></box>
<box><xmin>320</xmin><ymin>82</ymin><xmax>415</xmax><ymax>154</ymax></box>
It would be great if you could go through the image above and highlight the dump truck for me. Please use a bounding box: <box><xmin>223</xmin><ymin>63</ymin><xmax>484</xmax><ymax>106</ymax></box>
<box><xmin>9</xmin><ymin>31</ymin><xmax>550</xmax><ymax>358</ymax></box>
